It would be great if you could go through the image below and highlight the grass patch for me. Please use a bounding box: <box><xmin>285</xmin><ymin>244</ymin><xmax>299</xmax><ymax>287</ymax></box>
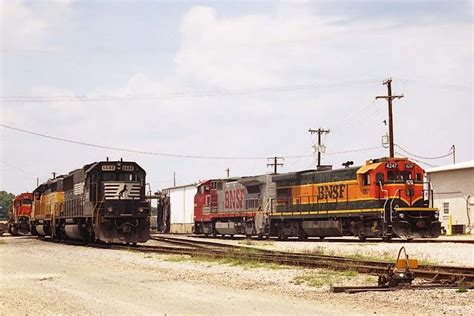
<box><xmin>238</xmin><ymin>239</ymin><xmax>255</xmax><ymax>246</ymax></box>
<box><xmin>163</xmin><ymin>250</ymin><xmax>285</xmax><ymax>270</ymax></box>
<box><xmin>457</xmin><ymin>284</ymin><xmax>468</xmax><ymax>293</ymax></box>
<box><xmin>291</xmin><ymin>269</ymin><xmax>359</xmax><ymax>288</ymax></box>
<box><xmin>0</xmin><ymin>240</ymin><xmax>5</xmax><ymax>245</ymax></box>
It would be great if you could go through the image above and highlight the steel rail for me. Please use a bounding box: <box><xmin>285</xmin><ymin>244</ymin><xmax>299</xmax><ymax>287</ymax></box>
<box><xmin>149</xmin><ymin>235</ymin><xmax>474</xmax><ymax>284</ymax></box>
<box><xmin>187</xmin><ymin>234</ymin><xmax>474</xmax><ymax>244</ymax></box>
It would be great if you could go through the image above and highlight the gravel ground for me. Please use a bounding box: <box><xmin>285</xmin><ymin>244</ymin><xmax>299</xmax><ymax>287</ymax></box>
<box><xmin>1</xmin><ymin>237</ymin><xmax>473</xmax><ymax>315</ymax></box>
<box><xmin>168</xmin><ymin>235</ymin><xmax>474</xmax><ymax>267</ymax></box>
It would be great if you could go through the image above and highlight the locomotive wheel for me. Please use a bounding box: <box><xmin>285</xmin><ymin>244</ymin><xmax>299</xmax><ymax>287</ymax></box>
<box><xmin>358</xmin><ymin>235</ymin><xmax>367</xmax><ymax>242</ymax></box>
<box><xmin>382</xmin><ymin>236</ymin><xmax>392</xmax><ymax>242</ymax></box>
<box><xmin>10</xmin><ymin>226</ymin><xmax>19</xmax><ymax>236</ymax></box>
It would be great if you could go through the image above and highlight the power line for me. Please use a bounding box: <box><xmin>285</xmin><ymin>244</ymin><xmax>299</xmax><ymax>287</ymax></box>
<box><xmin>395</xmin><ymin>144</ymin><xmax>453</xmax><ymax>160</ymax></box>
<box><xmin>0</xmin><ymin>124</ymin><xmax>383</xmax><ymax>161</ymax></box>
<box><xmin>0</xmin><ymin>79</ymin><xmax>380</xmax><ymax>103</ymax></box>
<box><xmin>0</xmin><ymin>124</ymin><xmax>265</xmax><ymax>160</ymax></box>
<box><xmin>394</xmin><ymin>77</ymin><xmax>472</xmax><ymax>93</ymax></box>
<box><xmin>395</xmin><ymin>152</ymin><xmax>437</xmax><ymax>168</ymax></box>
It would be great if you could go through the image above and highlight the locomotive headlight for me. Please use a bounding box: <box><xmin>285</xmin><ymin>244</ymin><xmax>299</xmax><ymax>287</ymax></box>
<box><xmin>138</xmin><ymin>207</ymin><xmax>144</xmax><ymax>213</ymax></box>
<box><xmin>399</xmin><ymin>213</ymin><xmax>405</xmax><ymax>219</ymax></box>
<box><xmin>434</xmin><ymin>212</ymin><xmax>439</xmax><ymax>219</ymax></box>
<box><xmin>107</xmin><ymin>207</ymin><xmax>113</xmax><ymax>213</ymax></box>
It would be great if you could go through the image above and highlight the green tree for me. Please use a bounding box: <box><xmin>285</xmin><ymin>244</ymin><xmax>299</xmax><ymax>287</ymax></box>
<box><xmin>0</xmin><ymin>191</ymin><xmax>15</xmax><ymax>220</ymax></box>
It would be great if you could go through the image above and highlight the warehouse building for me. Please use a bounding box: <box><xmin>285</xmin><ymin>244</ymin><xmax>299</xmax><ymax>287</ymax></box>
<box><xmin>160</xmin><ymin>183</ymin><xmax>198</xmax><ymax>234</ymax></box>
<box><xmin>426</xmin><ymin>161</ymin><xmax>474</xmax><ymax>235</ymax></box>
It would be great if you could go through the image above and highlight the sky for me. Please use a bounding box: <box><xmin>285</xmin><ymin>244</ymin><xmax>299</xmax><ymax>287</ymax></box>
<box><xmin>0</xmin><ymin>0</ymin><xmax>472</xmax><ymax>194</ymax></box>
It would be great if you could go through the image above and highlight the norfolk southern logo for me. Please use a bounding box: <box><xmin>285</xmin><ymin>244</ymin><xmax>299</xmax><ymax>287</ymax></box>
<box><xmin>118</xmin><ymin>184</ymin><xmax>129</xmax><ymax>199</ymax></box>
<box><xmin>104</xmin><ymin>182</ymin><xmax>141</xmax><ymax>200</ymax></box>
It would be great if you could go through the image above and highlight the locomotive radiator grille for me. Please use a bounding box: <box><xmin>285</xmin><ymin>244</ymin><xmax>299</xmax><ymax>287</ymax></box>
<box><xmin>103</xmin><ymin>182</ymin><xmax>141</xmax><ymax>200</ymax></box>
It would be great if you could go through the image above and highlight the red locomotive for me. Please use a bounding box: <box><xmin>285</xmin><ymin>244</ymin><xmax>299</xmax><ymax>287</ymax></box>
<box><xmin>193</xmin><ymin>157</ymin><xmax>441</xmax><ymax>241</ymax></box>
<box><xmin>8</xmin><ymin>192</ymin><xmax>33</xmax><ymax>235</ymax></box>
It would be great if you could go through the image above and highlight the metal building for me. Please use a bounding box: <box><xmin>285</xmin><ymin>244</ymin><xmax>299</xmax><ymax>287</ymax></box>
<box><xmin>426</xmin><ymin>161</ymin><xmax>474</xmax><ymax>234</ymax></box>
<box><xmin>160</xmin><ymin>183</ymin><xmax>198</xmax><ymax>234</ymax></box>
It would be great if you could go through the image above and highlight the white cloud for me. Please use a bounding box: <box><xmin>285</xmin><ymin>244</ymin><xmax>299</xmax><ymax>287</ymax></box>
<box><xmin>0</xmin><ymin>0</ymin><xmax>72</xmax><ymax>52</ymax></box>
<box><xmin>0</xmin><ymin>2</ymin><xmax>471</xmax><ymax>194</ymax></box>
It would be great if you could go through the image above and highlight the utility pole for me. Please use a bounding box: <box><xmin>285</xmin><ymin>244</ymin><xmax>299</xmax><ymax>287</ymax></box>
<box><xmin>36</xmin><ymin>177</ymin><xmax>39</xmax><ymax>186</ymax></box>
<box><xmin>267</xmin><ymin>157</ymin><xmax>284</xmax><ymax>174</ymax></box>
<box><xmin>376</xmin><ymin>78</ymin><xmax>404</xmax><ymax>158</ymax></box>
<box><xmin>225</xmin><ymin>168</ymin><xmax>230</xmax><ymax>178</ymax></box>
<box><xmin>52</xmin><ymin>172</ymin><xmax>56</xmax><ymax>179</ymax></box>
<box><xmin>451</xmin><ymin>145</ymin><xmax>456</xmax><ymax>164</ymax></box>
<box><xmin>173</xmin><ymin>172</ymin><xmax>176</xmax><ymax>187</ymax></box>
<box><xmin>308</xmin><ymin>128</ymin><xmax>330</xmax><ymax>168</ymax></box>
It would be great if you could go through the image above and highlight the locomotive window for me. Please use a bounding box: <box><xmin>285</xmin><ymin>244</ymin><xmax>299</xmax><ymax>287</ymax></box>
<box><xmin>102</xmin><ymin>173</ymin><xmax>115</xmax><ymax>181</ymax></box>
<box><xmin>247</xmin><ymin>185</ymin><xmax>260</xmax><ymax>194</ymax></box>
<box><xmin>22</xmin><ymin>199</ymin><xmax>32</xmax><ymax>205</ymax></box>
<box><xmin>416</xmin><ymin>173</ymin><xmax>423</xmax><ymax>182</ymax></box>
<box><xmin>217</xmin><ymin>182</ymin><xmax>223</xmax><ymax>190</ymax></box>
<box><xmin>400</xmin><ymin>172</ymin><xmax>412</xmax><ymax>180</ymax></box>
<box><xmin>376</xmin><ymin>173</ymin><xmax>384</xmax><ymax>184</ymax></box>
<box><xmin>387</xmin><ymin>171</ymin><xmax>399</xmax><ymax>181</ymax></box>
<box><xmin>362</xmin><ymin>173</ymin><xmax>371</xmax><ymax>186</ymax></box>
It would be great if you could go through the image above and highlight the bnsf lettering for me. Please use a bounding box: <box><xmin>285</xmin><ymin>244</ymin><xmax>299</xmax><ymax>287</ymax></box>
<box><xmin>317</xmin><ymin>184</ymin><xmax>346</xmax><ymax>200</ymax></box>
<box><xmin>225</xmin><ymin>189</ymin><xmax>245</xmax><ymax>209</ymax></box>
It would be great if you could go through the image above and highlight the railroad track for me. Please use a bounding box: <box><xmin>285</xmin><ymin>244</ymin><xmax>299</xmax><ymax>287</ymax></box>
<box><xmin>187</xmin><ymin>234</ymin><xmax>474</xmax><ymax>244</ymax></box>
<box><xmin>149</xmin><ymin>235</ymin><xmax>474</xmax><ymax>285</ymax></box>
<box><xmin>35</xmin><ymin>235</ymin><xmax>474</xmax><ymax>287</ymax></box>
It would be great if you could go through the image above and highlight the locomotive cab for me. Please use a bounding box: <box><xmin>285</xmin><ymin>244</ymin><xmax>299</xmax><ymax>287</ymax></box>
<box><xmin>8</xmin><ymin>192</ymin><xmax>33</xmax><ymax>236</ymax></box>
<box><xmin>359</xmin><ymin>158</ymin><xmax>440</xmax><ymax>239</ymax></box>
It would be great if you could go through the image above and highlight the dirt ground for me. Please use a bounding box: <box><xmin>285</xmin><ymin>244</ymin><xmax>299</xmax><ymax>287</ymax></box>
<box><xmin>1</xmin><ymin>237</ymin><xmax>473</xmax><ymax>315</ymax></box>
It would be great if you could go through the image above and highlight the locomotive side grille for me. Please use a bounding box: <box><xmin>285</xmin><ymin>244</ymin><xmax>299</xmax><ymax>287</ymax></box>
<box><xmin>103</xmin><ymin>182</ymin><xmax>141</xmax><ymax>200</ymax></box>
<box><xmin>74</xmin><ymin>182</ymin><xmax>84</xmax><ymax>196</ymax></box>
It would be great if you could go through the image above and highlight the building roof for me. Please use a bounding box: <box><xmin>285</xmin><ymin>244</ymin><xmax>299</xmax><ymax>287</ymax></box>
<box><xmin>426</xmin><ymin>160</ymin><xmax>474</xmax><ymax>174</ymax></box>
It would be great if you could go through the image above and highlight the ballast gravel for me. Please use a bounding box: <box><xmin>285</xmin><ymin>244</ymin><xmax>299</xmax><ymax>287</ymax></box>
<box><xmin>1</xmin><ymin>237</ymin><xmax>473</xmax><ymax>315</ymax></box>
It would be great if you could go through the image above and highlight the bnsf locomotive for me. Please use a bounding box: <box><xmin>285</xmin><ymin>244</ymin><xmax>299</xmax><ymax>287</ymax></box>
<box><xmin>7</xmin><ymin>192</ymin><xmax>33</xmax><ymax>235</ymax></box>
<box><xmin>30</xmin><ymin>159</ymin><xmax>150</xmax><ymax>244</ymax></box>
<box><xmin>194</xmin><ymin>157</ymin><xmax>441</xmax><ymax>240</ymax></box>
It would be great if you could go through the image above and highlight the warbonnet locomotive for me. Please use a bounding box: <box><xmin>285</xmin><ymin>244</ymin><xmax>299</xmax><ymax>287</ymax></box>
<box><xmin>7</xmin><ymin>192</ymin><xmax>33</xmax><ymax>235</ymax></box>
<box><xmin>194</xmin><ymin>157</ymin><xmax>441</xmax><ymax>241</ymax></box>
<box><xmin>30</xmin><ymin>159</ymin><xmax>150</xmax><ymax>244</ymax></box>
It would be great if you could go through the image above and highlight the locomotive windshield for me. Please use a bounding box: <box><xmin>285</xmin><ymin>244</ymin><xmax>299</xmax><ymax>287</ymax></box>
<box><xmin>101</xmin><ymin>172</ymin><xmax>143</xmax><ymax>183</ymax></box>
<box><xmin>387</xmin><ymin>170</ymin><xmax>412</xmax><ymax>182</ymax></box>
<box><xmin>22</xmin><ymin>199</ymin><xmax>32</xmax><ymax>205</ymax></box>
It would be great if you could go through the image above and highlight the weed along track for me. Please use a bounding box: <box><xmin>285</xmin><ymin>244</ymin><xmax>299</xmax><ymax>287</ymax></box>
<box><xmin>135</xmin><ymin>236</ymin><xmax>474</xmax><ymax>286</ymax></box>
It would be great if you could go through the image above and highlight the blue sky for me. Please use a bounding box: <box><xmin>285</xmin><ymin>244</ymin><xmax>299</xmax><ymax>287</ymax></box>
<box><xmin>1</xmin><ymin>0</ymin><xmax>472</xmax><ymax>193</ymax></box>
